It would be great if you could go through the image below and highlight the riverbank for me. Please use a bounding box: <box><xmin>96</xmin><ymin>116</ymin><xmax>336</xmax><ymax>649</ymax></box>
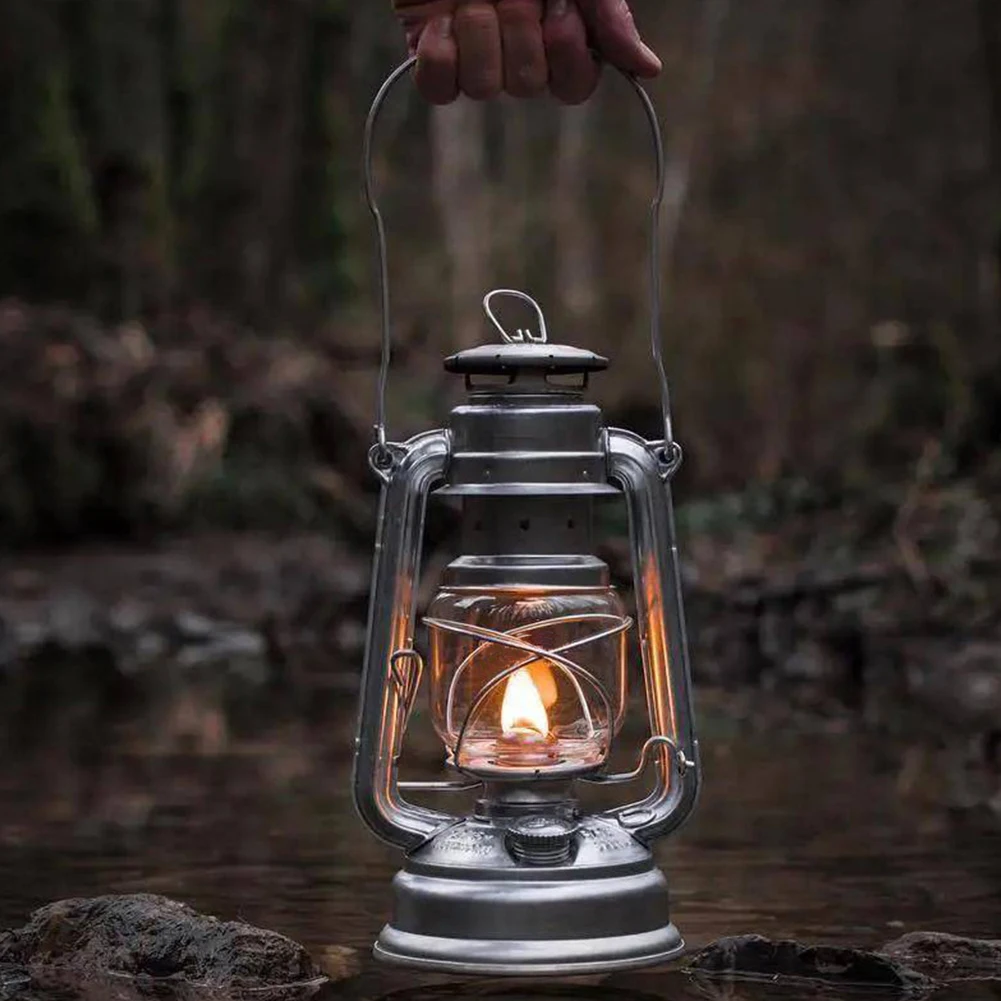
<box><xmin>2</xmin><ymin>487</ymin><xmax>999</xmax><ymax>820</ymax></box>
<box><xmin>3</xmin><ymin>894</ymin><xmax>1001</xmax><ymax>1001</ymax></box>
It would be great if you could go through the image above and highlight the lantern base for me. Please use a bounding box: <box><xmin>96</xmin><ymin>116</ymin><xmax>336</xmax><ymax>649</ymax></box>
<box><xmin>372</xmin><ymin>816</ymin><xmax>685</xmax><ymax>977</ymax></box>
<box><xmin>374</xmin><ymin>925</ymin><xmax>683</xmax><ymax>976</ymax></box>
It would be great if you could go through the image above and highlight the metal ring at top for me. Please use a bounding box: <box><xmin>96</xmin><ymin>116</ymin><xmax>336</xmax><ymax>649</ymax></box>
<box><xmin>483</xmin><ymin>289</ymin><xmax>548</xmax><ymax>344</ymax></box>
<box><xmin>363</xmin><ymin>56</ymin><xmax>676</xmax><ymax>457</ymax></box>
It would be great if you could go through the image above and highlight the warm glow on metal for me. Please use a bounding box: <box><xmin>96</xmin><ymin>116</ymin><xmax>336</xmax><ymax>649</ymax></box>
<box><xmin>355</xmin><ymin>59</ymin><xmax>701</xmax><ymax>971</ymax></box>
<box><xmin>501</xmin><ymin>666</ymin><xmax>551</xmax><ymax>736</ymax></box>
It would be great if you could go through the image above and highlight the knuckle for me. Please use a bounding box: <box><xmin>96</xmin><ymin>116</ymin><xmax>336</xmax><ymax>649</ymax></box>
<box><xmin>455</xmin><ymin>1</ymin><xmax>498</xmax><ymax>29</ymax></box>
<box><xmin>418</xmin><ymin>41</ymin><xmax>453</xmax><ymax>67</ymax></box>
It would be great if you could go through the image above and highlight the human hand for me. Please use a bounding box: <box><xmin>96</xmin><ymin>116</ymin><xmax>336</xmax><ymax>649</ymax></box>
<box><xmin>393</xmin><ymin>0</ymin><xmax>661</xmax><ymax>105</ymax></box>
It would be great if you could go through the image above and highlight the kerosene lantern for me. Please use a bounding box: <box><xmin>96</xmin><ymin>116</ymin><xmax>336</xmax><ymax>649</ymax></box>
<box><xmin>353</xmin><ymin>59</ymin><xmax>701</xmax><ymax>976</ymax></box>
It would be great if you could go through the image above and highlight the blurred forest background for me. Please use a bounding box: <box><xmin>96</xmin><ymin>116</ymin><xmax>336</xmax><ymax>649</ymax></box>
<box><xmin>1</xmin><ymin>0</ymin><xmax>1000</xmax><ymax>541</ymax></box>
<box><xmin>2</xmin><ymin>0</ymin><xmax>1001</xmax><ymax>824</ymax></box>
<box><xmin>4</xmin><ymin>5</ymin><xmax>1001</xmax><ymax>967</ymax></box>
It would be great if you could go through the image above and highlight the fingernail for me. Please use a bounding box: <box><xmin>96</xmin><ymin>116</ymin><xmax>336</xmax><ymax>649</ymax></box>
<box><xmin>550</xmin><ymin>0</ymin><xmax>569</xmax><ymax>17</ymax></box>
<box><xmin>437</xmin><ymin>14</ymin><xmax>453</xmax><ymax>37</ymax></box>
<box><xmin>640</xmin><ymin>41</ymin><xmax>662</xmax><ymax>70</ymax></box>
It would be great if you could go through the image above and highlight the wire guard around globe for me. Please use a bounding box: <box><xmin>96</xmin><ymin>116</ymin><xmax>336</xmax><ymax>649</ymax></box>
<box><xmin>424</xmin><ymin>610</ymin><xmax>632</xmax><ymax>779</ymax></box>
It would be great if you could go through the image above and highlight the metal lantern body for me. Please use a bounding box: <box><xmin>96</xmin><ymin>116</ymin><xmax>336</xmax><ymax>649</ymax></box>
<box><xmin>353</xmin><ymin>62</ymin><xmax>701</xmax><ymax>977</ymax></box>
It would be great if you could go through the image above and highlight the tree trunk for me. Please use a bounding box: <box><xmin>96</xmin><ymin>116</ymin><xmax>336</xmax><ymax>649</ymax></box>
<box><xmin>554</xmin><ymin>104</ymin><xmax>597</xmax><ymax>320</ymax></box>
<box><xmin>432</xmin><ymin>100</ymin><xmax>489</xmax><ymax>350</ymax></box>
<box><xmin>978</xmin><ymin>0</ymin><xmax>1001</xmax><ymax>320</ymax></box>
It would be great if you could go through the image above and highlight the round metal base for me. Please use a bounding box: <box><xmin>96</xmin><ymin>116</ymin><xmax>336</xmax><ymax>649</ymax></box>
<box><xmin>374</xmin><ymin>924</ymin><xmax>684</xmax><ymax>977</ymax></box>
<box><xmin>372</xmin><ymin>817</ymin><xmax>686</xmax><ymax>977</ymax></box>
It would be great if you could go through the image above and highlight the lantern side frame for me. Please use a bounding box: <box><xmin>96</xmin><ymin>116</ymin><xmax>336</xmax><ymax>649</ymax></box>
<box><xmin>351</xmin><ymin>425</ymin><xmax>701</xmax><ymax>852</ymax></box>
<box><xmin>601</xmin><ymin>427</ymin><xmax>702</xmax><ymax>844</ymax></box>
<box><xmin>352</xmin><ymin>429</ymin><xmax>462</xmax><ymax>851</ymax></box>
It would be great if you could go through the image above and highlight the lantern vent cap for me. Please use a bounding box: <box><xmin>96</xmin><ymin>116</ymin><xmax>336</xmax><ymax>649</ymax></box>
<box><xmin>444</xmin><ymin>342</ymin><xmax>608</xmax><ymax>378</ymax></box>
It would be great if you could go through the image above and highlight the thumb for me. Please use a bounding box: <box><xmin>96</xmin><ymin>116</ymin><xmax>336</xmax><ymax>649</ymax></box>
<box><xmin>576</xmin><ymin>0</ymin><xmax>661</xmax><ymax>77</ymax></box>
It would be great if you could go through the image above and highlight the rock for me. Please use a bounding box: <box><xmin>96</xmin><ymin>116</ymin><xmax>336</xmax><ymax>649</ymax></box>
<box><xmin>0</xmin><ymin>894</ymin><xmax>325</xmax><ymax>989</ymax></box>
<box><xmin>174</xmin><ymin>628</ymin><xmax>267</xmax><ymax>672</ymax></box>
<box><xmin>44</xmin><ymin>590</ymin><xmax>103</xmax><ymax>650</ymax></box>
<box><xmin>107</xmin><ymin>600</ymin><xmax>151</xmax><ymax>636</ymax></box>
<box><xmin>0</xmin><ymin>968</ymin><xmax>32</xmax><ymax>1001</ymax></box>
<box><xmin>686</xmin><ymin>935</ymin><xmax>931</xmax><ymax>991</ymax></box>
<box><xmin>173</xmin><ymin>611</ymin><xmax>220</xmax><ymax>642</ymax></box>
<box><xmin>881</xmin><ymin>931</ymin><xmax>1001</xmax><ymax>982</ymax></box>
<box><xmin>2</xmin><ymin>969</ymin><xmax>329</xmax><ymax>1001</ymax></box>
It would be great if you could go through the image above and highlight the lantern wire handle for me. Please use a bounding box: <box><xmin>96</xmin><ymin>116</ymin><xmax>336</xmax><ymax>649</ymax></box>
<box><xmin>363</xmin><ymin>58</ymin><xmax>414</xmax><ymax>468</ymax></box>
<box><xmin>363</xmin><ymin>56</ymin><xmax>678</xmax><ymax>467</ymax></box>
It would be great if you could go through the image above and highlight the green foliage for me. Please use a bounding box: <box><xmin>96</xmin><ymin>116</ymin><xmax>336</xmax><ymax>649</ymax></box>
<box><xmin>0</xmin><ymin>5</ymin><xmax>97</xmax><ymax>300</ymax></box>
<box><xmin>0</xmin><ymin>0</ymin><xmax>357</xmax><ymax>325</ymax></box>
<box><xmin>2</xmin><ymin>0</ymin><xmax>1000</xmax><ymax>536</ymax></box>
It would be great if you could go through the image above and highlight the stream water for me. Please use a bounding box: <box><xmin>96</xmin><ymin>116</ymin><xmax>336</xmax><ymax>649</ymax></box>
<box><xmin>1</xmin><ymin>694</ymin><xmax>1000</xmax><ymax>1001</ymax></box>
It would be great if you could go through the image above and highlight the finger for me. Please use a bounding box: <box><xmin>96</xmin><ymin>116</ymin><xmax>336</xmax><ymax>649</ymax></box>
<box><xmin>396</xmin><ymin>0</ymin><xmax>454</xmax><ymax>52</ymax></box>
<box><xmin>455</xmin><ymin>1</ymin><xmax>503</xmax><ymax>100</ymax></box>
<box><xmin>415</xmin><ymin>16</ymin><xmax>459</xmax><ymax>104</ymax></box>
<box><xmin>577</xmin><ymin>0</ymin><xmax>661</xmax><ymax>77</ymax></box>
<box><xmin>497</xmin><ymin>0</ymin><xmax>547</xmax><ymax>98</ymax></box>
<box><xmin>544</xmin><ymin>0</ymin><xmax>600</xmax><ymax>104</ymax></box>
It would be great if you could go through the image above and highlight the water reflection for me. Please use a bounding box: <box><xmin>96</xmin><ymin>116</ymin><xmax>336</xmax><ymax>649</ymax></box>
<box><xmin>369</xmin><ymin>984</ymin><xmax>671</xmax><ymax>1000</ymax></box>
<box><xmin>322</xmin><ymin>967</ymin><xmax>1001</xmax><ymax>1001</ymax></box>
<box><xmin>1</xmin><ymin>686</ymin><xmax>1000</xmax><ymax>1001</ymax></box>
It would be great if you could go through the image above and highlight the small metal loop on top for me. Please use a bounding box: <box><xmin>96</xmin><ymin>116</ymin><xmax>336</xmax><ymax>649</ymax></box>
<box><xmin>483</xmin><ymin>289</ymin><xmax>548</xmax><ymax>344</ymax></box>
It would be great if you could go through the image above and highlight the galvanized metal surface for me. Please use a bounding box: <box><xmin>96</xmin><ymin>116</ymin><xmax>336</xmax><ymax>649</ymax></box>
<box><xmin>351</xmin><ymin>430</ymin><xmax>459</xmax><ymax>851</ymax></box>
<box><xmin>436</xmin><ymin>392</ymin><xmax>616</xmax><ymax>496</ymax></box>
<box><xmin>603</xmin><ymin>428</ymin><xmax>701</xmax><ymax>843</ymax></box>
<box><xmin>354</xmin><ymin>58</ymin><xmax>701</xmax><ymax>979</ymax></box>
<box><xmin>373</xmin><ymin>816</ymin><xmax>684</xmax><ymax>976</ymax></box>
<box><xmin>440</xmin><ymin>554</ymin><xmax>610</xmax><ymax>587</ymax></box>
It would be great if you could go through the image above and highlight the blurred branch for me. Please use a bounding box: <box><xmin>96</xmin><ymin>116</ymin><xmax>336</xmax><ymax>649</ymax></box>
<box><xmin>555</xmin><ymin>105</ymin><xmax>597</xmax><ymax>318</ymax></box>
<box><xmin>892</xmin><ymin>436</ymin><xmax>939</xmax><ymax>586</ymax></box>
<box><xmin>432</xmin><ymin>101</ymin><xmax>488</xmax><ymax>351</ymax></box>
<box><xmin>979</xmin><ymin>0</ymin><xmax>1001</xmax><ymax>307</ymax></box>
<box><xmin>980</xmin><ymin>0</ymin><xmax>1001</xmax><ymax>172</ymax></box>
<box><xmin>660</xmin><ymin>0</ymin><xmax>731</xmax><ymax>267</ymax></box>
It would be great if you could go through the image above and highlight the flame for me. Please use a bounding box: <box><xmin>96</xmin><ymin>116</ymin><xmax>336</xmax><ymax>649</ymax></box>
<box><xmin>501</xmin><ymin>666</ymin><xmax>551</xmax><ymax>736</ymax></box>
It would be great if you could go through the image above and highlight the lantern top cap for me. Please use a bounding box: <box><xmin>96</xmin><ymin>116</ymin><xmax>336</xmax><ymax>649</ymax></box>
<box><xmin>444</xmin><ymin>342</ymin><xmax>609</xmax><ymax>377</ymax></box>
<box><xmin>445</xmin><ymin>289</ymin><xmax>609</xmax><ymax>378</ymax></box>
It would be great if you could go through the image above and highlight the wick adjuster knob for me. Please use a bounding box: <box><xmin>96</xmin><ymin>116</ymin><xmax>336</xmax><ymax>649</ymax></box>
<box><xmin>506</xmin><ymin>816</ymin><xmax>578</xmax><ymax>866</ymax></box>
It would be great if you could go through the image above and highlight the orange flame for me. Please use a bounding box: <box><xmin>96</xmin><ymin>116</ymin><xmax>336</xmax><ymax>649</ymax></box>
<box><xmin>501</xmin><ymin>666</ymin><xmax>550</xmax><ymax>736</ymax></box>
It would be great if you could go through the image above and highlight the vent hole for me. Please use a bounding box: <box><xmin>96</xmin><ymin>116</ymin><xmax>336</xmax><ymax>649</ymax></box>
<box><xmin>567</xmin><ymin>519</ymin><xmax>575</xmax><ymax>530</ymax></box>
<box><xmin>520</xmin><ymin>519</ymin><xmax>531</xmax><ymax>531</ymax></box>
